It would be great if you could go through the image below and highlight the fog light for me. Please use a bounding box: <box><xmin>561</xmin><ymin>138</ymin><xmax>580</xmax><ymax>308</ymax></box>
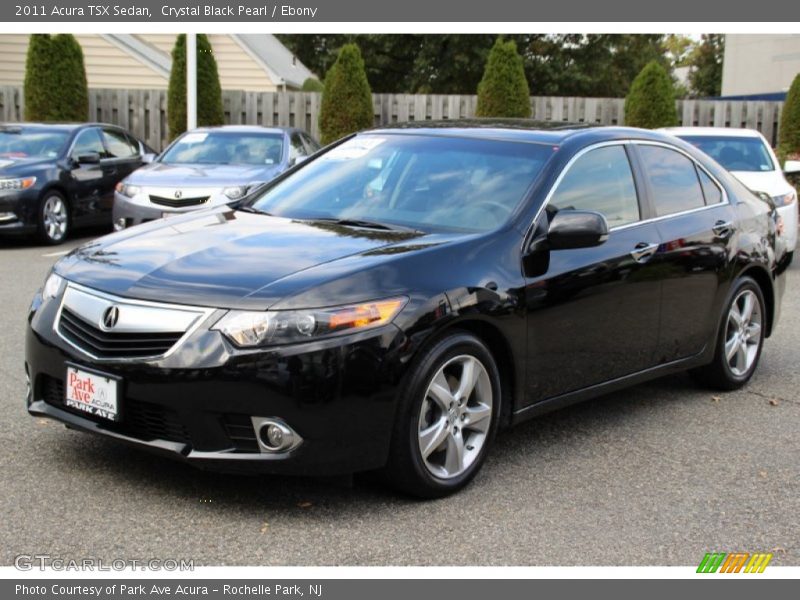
<box><xmin>250</xmin><ymin>417</ymin><xmax>302</xmax><ymax>453</ymax></box>
<box><xmin>113</xmin><ymin>218</ymin><xmax>127</xmax><ymax>232</ymax></box>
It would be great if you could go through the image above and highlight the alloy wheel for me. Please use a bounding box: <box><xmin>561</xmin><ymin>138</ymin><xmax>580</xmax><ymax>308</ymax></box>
<box><xmin>417</xmin><ymin>354</ymin><xmax>493</xmax><ymax>479</ymax></box>
<box><xmin>725</xmin><ymin>289</ymin><xmax>762</xmax><ymax>377</ymax></box>
<box><xmin>42</xmin><ymin>195</ymin><xmax>68</xmax><ymax>242</ymax></box>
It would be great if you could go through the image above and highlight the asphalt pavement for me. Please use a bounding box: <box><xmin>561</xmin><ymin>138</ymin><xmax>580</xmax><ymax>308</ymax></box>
<box><xmin>0</xmin><ymin>230</ymin><xmax>798</xmax><ymax>566</ymax></box>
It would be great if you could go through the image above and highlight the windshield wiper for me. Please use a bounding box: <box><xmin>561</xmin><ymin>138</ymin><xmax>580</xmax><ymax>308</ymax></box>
<box><xmin>236</xmin><ymin>206</ymin><xmax>272</xmax><ymax>216</ymax></box>
<box><xmin>310</xmin><ymin>217</ymin><xmax>414</xmax><ymax>232</ymax></box>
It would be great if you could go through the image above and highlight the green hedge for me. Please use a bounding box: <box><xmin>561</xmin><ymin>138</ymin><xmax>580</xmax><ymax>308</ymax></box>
<box><xmin>302</xmin><ymin>77</ymin><xmax>324</xmax><ymax>92</ymax></box>
<box><xmin>24</xmin><ymin>34</ymin><xmax>88</xmax><ymax>122</ymax></box>
<box><xmin>624</xmin><ymin>61</ymin><xmax>678</xmax><ymax>129</ymax></box>
<box><xmin>319</xmin><ymin>43</ymin><xmax>373</xmax><ymax>145</ymax></box>
<box><xmin>167</xmin><ymin>34</ymin><xmax>224</xmax><ymax>140</ymax></box>
<box><xmin>778</xmin><ymin>73</ymin><xmax>800</xmax><ymax>165</ymax></box>
<box><xmin>475</xmin><ymin>38</ymin><xmax>531</xmax><ymax>118</ymax></box>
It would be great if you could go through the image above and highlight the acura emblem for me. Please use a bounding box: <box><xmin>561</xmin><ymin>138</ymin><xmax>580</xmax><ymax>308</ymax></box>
<box><xmin>174</xmin><ymin>190</ymin><xmax>182</xmax><ymax>199</ymax></box>
<box><xmin>102</xmin><ymin>305</ymin><xmax>120</xmax><ymax>330</ymax></box>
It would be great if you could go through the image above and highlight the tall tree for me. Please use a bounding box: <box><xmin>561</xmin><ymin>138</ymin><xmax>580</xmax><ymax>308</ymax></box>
<box><xmin>476</xmin><ymin>38</ymin><xmax>531</xmax><ymax>118</ymax></box>
<box><xmin>687</xmin><ymin>34</ymin><xmax>725</xmax><ymax>97</ymax></box>
<box><xmin>624</xmin><ymin>61</ymin><xmax>678</xmax><ymax>128</ymax></box>
<box><xmin>319</xmin><ymin>43</ymin><xmax>374</xmax><ymax>145</ymax></box>
<box><xmin>24</xmin><ymin>34</ymin><xmax>88</xmax><ymax>121</ymax></box>
<box><xmin>167</xmin><ymin>34</ymin><xmax>224</xmax><ymax>140</ymax></box>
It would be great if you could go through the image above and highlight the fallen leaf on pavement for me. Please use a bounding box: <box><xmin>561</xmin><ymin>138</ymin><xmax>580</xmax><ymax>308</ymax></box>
<box><xmin>297</xmin><ymin>501</ymin><xmax>313</xmax><ymax>508</ymax></box>
<box><xmin>768</xmin><ymin>399</ymin><xmax>779</xmax><ymax>406</ymax></box>
<box><xmin>711</xmin><ymin>396</ymin><xmax>721</xmax><ymax>403</ymax></box>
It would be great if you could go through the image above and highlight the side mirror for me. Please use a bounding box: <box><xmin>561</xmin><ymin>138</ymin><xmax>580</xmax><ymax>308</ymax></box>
<box><xmin>141</xmin><ymin>152</ymin><xmax>157</xmax><ymax>164</ymax></box>
<box><xmin>547</xmin><ymin>210</ymin><xmax>609</xmax><ymax>250</ymax></box>
<box><xmin>783</xmin><ymin>160</ymin><xmax>800</xmax><ymax>175</ymax></box>
<box><xmin>75</xmin><ymin>152</ymin><xmax>100</xmax><ymax>165</ymax></box>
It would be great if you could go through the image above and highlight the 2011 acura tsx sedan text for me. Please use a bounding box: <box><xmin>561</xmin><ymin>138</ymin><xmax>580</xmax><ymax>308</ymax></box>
<box><xmin>25</xmin><ymin>122</ymin><xmax>786</xmax><ymax>497</ymax></box>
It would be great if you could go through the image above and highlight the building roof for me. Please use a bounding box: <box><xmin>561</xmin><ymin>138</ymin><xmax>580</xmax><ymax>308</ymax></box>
<box><xmin>103</xmin><ymin>33</ymin><xmax>314</xmax><ymax>90</ymax></box>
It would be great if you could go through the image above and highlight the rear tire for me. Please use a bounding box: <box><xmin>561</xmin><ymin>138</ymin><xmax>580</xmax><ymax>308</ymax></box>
<box><xmin>383</xmin><ymin>331</ymin><xmax>502</xmax><ymax>498</ymax></box>
<box><xmin>36</xmin><ymin>190</ymin><xmax>70</xmax><ymax>245</ymax></box>
<box><xmin>691</xmin><ymin>276</ymin><xmax>766</xmax><ymax>390</ymax></box>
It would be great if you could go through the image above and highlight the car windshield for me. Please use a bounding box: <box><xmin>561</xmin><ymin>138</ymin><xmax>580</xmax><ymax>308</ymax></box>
<box><xmin>160</xmin><ymin>131</ymin><xmax>284</xmax><ymax>166</ymax></box>
<box><xmin>678</xmin><ymin>135</ymin><xmax>776</xmax><ymax>172</ymax></box>
<box><xmin>247</xmin><ymin>133</ymin><xmax>553</xmax><ymax>232</ymax></box>
<box><xmin>0</xmin><ymin>128</ymin><xmax>70</xmax><ymax>159</ymax></box>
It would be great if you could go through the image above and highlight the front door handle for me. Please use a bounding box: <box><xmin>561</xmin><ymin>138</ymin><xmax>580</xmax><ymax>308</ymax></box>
<box><xmin>630</xmin><ymin>242</ymin><xmax>659</xmax><ymax>263</ymax></box>
<box><xmin>712</xmin><ymin>220</ymin><xmax>734</xmax><ymax>238</ymax></box>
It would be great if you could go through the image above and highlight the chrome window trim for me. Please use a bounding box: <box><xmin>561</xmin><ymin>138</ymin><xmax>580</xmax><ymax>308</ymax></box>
<box><xmin>525</xmin><ymin>138</ymin><xmax>730</xmax><ymax>244</ymax></box>
<box><xmin>53</xmin><ymin>281</ymin><xmax>216</xmax><ymax>363</ymax></box>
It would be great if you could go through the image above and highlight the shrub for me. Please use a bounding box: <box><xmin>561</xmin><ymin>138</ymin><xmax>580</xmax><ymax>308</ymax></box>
<box><xmin>624</xmin><ymin>60</ymin><xmax>678</xmax><ymax>128</ymax></box>
<box><xmin>302</xmin><ymin>77</ymin><xmax>324</xmax><ymax>92</ymax></box>
<box><xmin>778</xmin><ymin>73</ymin><xmax>800</xmax><ymax>165</ymax></box>
<box><xmin>319</xmin><ymin>43</ymin><xmax>373</xmax><ymax>145</ymax></box>
<box><xmin>24</xmin><ymin>34</ymin><xmax>88</xmax><ymax>122</ymax></box>
<box><xmin>475</xmin><ymin>38</ymin><xmax>531</xmax><ymax>118</ymax></box>
<box><xmin>167</xmin><ymin>34</ymin><xmax>224</xmax><ymax>140</ymax></box>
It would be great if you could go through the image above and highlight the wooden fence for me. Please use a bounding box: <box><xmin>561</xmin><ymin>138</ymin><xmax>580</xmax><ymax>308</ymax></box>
<box><xmin>0</xmin><ymin>86</ymin><xmax>785</xmax><ymax>152</ymax></box>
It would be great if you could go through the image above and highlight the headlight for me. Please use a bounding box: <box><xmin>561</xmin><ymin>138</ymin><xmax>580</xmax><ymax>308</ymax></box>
<box><xmin>222</xmin><ymin>185</ymin><xmax>250</xmax><ymax>200</ymax></box>
<box><xmin>42</xmin><ymin>272</ymin><xmax>64</xmax><ymax>300</ymax></box>
<box><xmin>115</xmin><ymin>182</ymin><xmax>141</xmax><ymax>198</ymax></box>
<box><xmin>772</xmin><ymin>191</ymin><xmax>797</xmax><ymax>207</ymax></box>
<box><xmin>0</xmin><ymin>176</ymin><xmax>36</xmax><ymax>193</ymax></box>
<box><xmin>213</xmin><ymin>297</ymin><xmax>407</xmax><ymax>347</ymax></box>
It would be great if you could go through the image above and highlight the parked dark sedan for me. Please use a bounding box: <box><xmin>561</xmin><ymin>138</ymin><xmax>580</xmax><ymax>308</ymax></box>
<box><xmin>25</xmin><ymin>122</ymin><xmax>785</xmax><ymax>497</ymax></box>
<box><xmin>0</xmin><ymin>123</ymin><xmax>155</xmax><ymax>244</ymax></box>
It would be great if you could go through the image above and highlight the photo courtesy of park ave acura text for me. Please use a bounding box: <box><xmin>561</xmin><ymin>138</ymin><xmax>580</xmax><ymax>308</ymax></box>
<box><xmin>1</xmin><ymin>28</ymin><xmax>799</xmax><ymax>568</ymax></box>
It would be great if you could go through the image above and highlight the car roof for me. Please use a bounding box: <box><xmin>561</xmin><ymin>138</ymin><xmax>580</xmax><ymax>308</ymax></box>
<box><xmin>659</xmin><ymin>126</ymin><xmax>766</xmax><ymax>139</ymax></box>
<box><xmin>187</xmin><ymin>125</ymin><xmax>297</xmax><ymax>135</ymax></box>
<box><xmin>0</xmin><ymin>122</ymin><xmax>127</xmax><ymax>131</ymax></box>
<box><xmin>366</xmin><ymin>120</ymin><xmax>684</xmax><ymax>147</ymax></box>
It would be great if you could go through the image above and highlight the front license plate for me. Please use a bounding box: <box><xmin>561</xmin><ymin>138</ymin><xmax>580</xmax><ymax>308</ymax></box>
<box><xmin>64</xmin><ymin>366</ymin><xmax>120</xmax><ymax>422</ymax></box>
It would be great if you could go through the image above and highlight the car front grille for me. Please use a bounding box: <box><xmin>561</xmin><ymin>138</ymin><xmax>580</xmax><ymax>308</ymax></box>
<box><xmin>40</xmin><ymin>375</ymin><xmax>192</xmax><ymax>446</ymax></box>
<box><xmin>149</xmin><ymin>195</ymin><xmax>210</xmax><ymax>208</ymax></box>
<box><xmin>58</xmin><ymin>307</ymin><xmax>184</xmax><ymax>360</ymax></box>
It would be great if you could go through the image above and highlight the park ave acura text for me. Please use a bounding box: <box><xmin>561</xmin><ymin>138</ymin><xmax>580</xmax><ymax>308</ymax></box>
<box><xmin>25</xmin><ymin>122</ymin><xmax>786</xmax><ymax>497</ymax></box>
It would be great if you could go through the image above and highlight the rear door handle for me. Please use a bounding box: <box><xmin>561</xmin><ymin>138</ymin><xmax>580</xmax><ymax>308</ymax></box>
<box><xmin>712</xmin><ymin>220</ymin><xmax>734</xmax><ymax>238</ymax></box>
<box><xmin>630</xmin><ymin>242</ymin><xmax>659</xmax><ymax>263</ymax></box>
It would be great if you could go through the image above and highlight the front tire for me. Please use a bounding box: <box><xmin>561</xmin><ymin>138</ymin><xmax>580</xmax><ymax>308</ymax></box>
<box><xmin>36</xmin><ymin>190</ymin><xmax>70</xmax><ymax>245</ymax></box>
<box><xmin>691</xmin><ymin>276</ymin><xmax>766</xmax><ymax>390</ymax></box>
<box><xmin>384</xmin><ymin>332</ymin><xmax>502</xmax><ymax>498</ymax></box>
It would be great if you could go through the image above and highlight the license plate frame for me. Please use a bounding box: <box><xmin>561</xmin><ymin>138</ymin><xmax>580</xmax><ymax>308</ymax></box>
<box><xmin>63</xmin><ymin>363</ymin><xmax>122</xmax><ymax>423</ymax></box>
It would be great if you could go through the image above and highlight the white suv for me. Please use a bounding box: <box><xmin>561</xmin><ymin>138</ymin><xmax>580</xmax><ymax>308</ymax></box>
<box><xmin>661</xmin><ymin>127</ymin><xmax>799</xmax><ymax>262</ymax></box>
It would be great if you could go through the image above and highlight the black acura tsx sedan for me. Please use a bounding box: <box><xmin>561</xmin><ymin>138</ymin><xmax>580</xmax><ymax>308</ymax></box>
<box><xmin>25</xmin><ymin>122</ymin><xmax>785</xmax><ymax>497</ymax></box>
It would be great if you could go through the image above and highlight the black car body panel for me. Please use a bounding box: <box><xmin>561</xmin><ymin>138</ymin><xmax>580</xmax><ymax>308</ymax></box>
<box><xmin>25</xmin><ymin>123</ymin><xmax>785</xmax><ymax>477</ymax></box>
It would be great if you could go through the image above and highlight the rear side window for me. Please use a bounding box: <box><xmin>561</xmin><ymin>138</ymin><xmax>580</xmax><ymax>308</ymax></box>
<box><xmin>71</xmin><ymin>128</ymin><xmax>106</xmax><ymax>158</ymax></box>
<box><xmin>698</xmin><ymin>168</ymin><xmax>723</xmax><ymax>205</ymax></box>
<box><xmin>550</xmin><ymin>145</ymin><xmax>640</xmax><ymax>227</ymax></box>
<box><xmin>289</xmin><ymin>133</ymin><xmax>308</xmax><ymax>161</ymax></box>
<box><xmin>638</xmin><ymin>145</ymin><xmax>706</xmax><ymax>217</ymax></box>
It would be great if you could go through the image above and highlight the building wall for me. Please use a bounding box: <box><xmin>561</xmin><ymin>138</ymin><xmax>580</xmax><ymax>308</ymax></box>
<box><xmin>722</xmin><ymin>34</ymin><xmax>800</xmax><ymax>96</ymax></box>
<box><xmin>0</xmin><ymin>34</ymin><xmax>31</xmax><ymax>86</ymax></box>
<box><xmin>137</xmin><ymin>34</ymin><xmax>278</xmax><ymax>92</ymax></box>
<box><xmin>0</xmin><ymin>34</ymin><xmax>279</xmax><ymax>92</ymax></box>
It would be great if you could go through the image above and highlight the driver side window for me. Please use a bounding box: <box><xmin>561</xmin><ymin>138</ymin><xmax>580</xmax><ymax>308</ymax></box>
<box><xmin>71</xmin><ymin>128</ymin><xmax>106</xmax><ymax>160</ymax></box>
<box><xmin>550</xmin><ymin>145</ymin><xmax>640</xmax><ymax>228</ymax></box>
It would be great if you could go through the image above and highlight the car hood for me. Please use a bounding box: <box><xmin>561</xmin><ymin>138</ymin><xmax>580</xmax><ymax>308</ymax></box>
<box><xmin>127</xmin><ymin>162</ymin><xmax>283</xmax><ymax>187</ymax></box>
<box><xmin>0</xmin><ymin>156</ymin><xmax>54</xmax><ymax>173</ymax></box>
<box><xmin>55</xmin><ymin>208</ymin><xmax>456</xmax><ymax>309</ymax></box>
<box><xmin>730</xmin><ymin>170</ymin><xmax>793</xmax><ymax>197</ymax></box>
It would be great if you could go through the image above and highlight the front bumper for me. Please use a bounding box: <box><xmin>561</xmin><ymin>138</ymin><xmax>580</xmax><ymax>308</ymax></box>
<box><xmin>25</xmin><ymin>287</ymin><xmax>407</xmax><ymax>476</ymax></box>
<box><xmin>113</xmin><ymin>191</ymin><xmax>230</xmax><ymax>229</ymax></box>
<box><xmin>0</xmin><ymin>189</ymin><xmax>39</xmax><ymax>235</ymax></box>
<box><xmin>776</xmin><ymin>202</ymin><xmax>798</xmax><ymax>253</ymax></box>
